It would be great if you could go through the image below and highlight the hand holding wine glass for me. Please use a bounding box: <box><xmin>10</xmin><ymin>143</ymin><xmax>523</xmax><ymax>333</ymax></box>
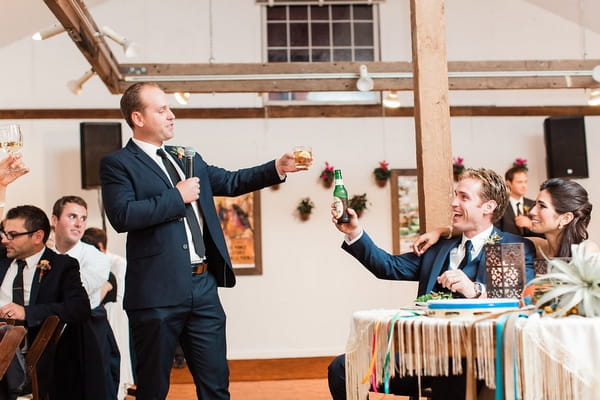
<box><xmin>0</xmin><ymin>124</ymin><xmax>27</xmax><ymax>174</ymax></box>
<box><xmin>0</xmin><ymin>153</ymin><xmax>29</xmax><ymax>186</ymax></box>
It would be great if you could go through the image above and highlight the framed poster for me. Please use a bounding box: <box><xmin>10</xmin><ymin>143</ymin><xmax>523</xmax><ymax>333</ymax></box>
<box><xmin>390</xmin><ymin>169</ymin><xmax>420</xmax><ymax>254</ymax></box>
<box><xmin>214</xmin><ymin>191</ymin><xmax>262</xmax><ymax>275</ymax></box>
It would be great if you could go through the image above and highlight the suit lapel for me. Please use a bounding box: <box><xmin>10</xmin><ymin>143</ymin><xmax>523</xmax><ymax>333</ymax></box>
<box><xmin>426</xmin><ymin>237</ymin><xmax>461</xmax><ymax>293</ymax></box>
<box><xmin>29</xmin><ymin>249</ymin><xmax>53</xmax><ymax>305</ymax></box>
<box><xmin>126</xmin><ymin>139</ymin><xmax>172</xmax><ymax>188</ymax></box>
<box><xmin>0</xmin><ymin>258</ymin><xmax>10</xmax><ymax>284</ymax></box>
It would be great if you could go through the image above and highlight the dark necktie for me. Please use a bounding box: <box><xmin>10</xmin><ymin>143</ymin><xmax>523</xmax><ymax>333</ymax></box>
<box><xmin>156</xmin><ymin>148</ymin><xmax>206</xmax><ymax>259</ymax></box>
<box><xmin>516</xmin><ymin>202</ymin><xmax>523</xmax><ymax>216</ymax></box>
<box><xmin>13</xmin><ymin>260</ymin><xmax>26</xmax><ymax>306</ymax></box>
<box><xmin>458</xmin><ymin>240</ymin><xmax>472</xmax><ymax>270</ymax></box>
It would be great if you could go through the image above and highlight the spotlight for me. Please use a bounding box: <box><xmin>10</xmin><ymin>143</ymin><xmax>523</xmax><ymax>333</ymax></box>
<box><xmin>592</xmin><ymin>65</ymin><xmax>600</xmax><ymax>83</ymax></box>
<box><xmin>32</xmin><ymin>24</ymin><xmax>65</xmax><ymax>41</ymax></box>
<box><xmin>67</xmin><ymin>70</ymin><xmax>95</xmax><ymax>95</ymax></box>
<box><xmin>588</xmin><ymin>89</ymin><xmax>600</xmax><ymax>106</ymax></box>
<box><xmin>174</xmin><ymin>92</ymin><xmax>191</xmax><ymax>105</ymax></box>
<box><xmin>356</xmin><ymin>64</ymin><xmax>374</xmax><ymax>92</ymax></box>
<box><xmin>101</xmin><ymin>26</ymin><xmax>140</xmax><ymax>58</ymax></box>
<box><xmin>382</xmin><ymin>91</ymin><xmax>401</xmax><ymax>108</ymax></box>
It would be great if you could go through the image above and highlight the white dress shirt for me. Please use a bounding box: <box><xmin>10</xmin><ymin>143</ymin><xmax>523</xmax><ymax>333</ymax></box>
<box><xmin>53</xmin><ymin>241</ymin><xmax>109</xmax><ymax>309</ymax></box>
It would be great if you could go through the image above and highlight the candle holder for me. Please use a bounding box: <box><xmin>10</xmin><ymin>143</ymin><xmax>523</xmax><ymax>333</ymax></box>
<box><xmin>484</xmin><ymin>243</ymin><xmax>525</xmax><ymax>299</ymax></box>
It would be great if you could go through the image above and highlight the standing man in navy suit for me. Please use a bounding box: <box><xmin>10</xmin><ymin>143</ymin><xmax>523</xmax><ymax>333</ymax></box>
<box><xmin>100</xmin><ymin>82</ymin><xmax>304</xmax><ymax>400</ymax></box>
<box><xmin>327</xmin><ymin>168</ymin><xmax>535</xmax><ymax>400</ymax></box>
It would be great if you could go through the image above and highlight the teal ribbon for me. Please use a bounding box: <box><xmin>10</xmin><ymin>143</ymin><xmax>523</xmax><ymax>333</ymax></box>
<box><xmin>495</xmin><ymin>314</ymin><xmax>510</xmax><ymax>400</ymax></box>
<box><xmin>382</xmin><ymin>311</ymin><xmax>420</xmax><ymax>393</ymax></box>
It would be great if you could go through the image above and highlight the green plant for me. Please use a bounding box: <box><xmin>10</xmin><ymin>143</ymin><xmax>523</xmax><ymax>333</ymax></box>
<box><xmin>320</xmin><ymin>161</ymin><xmax>335</xmax><ymax>185</ymax></box>
<box><xmin>349</xmin><ymin>193</ymin><xmax>369</xmax><ymax>216</ymax></box>
<box><xmin>373</xmin><ymin>160</ymin><xmax>391</xmax><ymax>181</ymax></box>
<box><xmin>297</xmin><ymin>197</ymin><xmax>315</xmax><ymax>215</ymax></box>
<box><xmin>452</xmin><ymin>157</ymin><xmax>465</xmax><ymax>176</ymax></box>
<box><xmin>528</xmin><ymin>242</ymin><xmax>600</xmax><ymax>317</ymax></box>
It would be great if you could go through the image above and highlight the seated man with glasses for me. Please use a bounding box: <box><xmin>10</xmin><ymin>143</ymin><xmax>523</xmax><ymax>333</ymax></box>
<box><xmin>0</xmin><ymin>205</ymin><xmax>90</xmax><ymax>400</ymax></box>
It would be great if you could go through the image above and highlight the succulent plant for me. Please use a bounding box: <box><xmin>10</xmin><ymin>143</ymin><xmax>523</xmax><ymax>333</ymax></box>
<box><xmin>529</xmin><ymin>241</ymin><xmax>600</xmax><ymax>317</ymax></box>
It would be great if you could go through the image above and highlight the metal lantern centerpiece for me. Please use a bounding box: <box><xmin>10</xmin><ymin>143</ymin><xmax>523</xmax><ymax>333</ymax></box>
<box><xmin>484</xmin><ymin>243</ymin><xmax>525</xmax><ymax>299</ymax></box>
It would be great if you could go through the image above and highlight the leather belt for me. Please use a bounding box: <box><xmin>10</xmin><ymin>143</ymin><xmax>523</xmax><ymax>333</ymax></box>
<box><xmin>191</xmin><ymin>261</ymin><xmax>208</xmax><ymax>275</ymax></box>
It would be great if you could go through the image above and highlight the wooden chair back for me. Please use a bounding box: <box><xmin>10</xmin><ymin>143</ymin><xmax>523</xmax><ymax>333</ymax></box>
<box><xmin>25</xmin><ymin>316</ymin><xmax>65</xmax><ymax>400</ymax></box>
<box><xmin>0</xmin><ymin>322</ymin><xmax>27</xmax><ymax>378</ymax></box>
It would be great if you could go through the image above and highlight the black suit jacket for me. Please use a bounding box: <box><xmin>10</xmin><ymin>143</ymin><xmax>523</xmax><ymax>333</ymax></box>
<box><xmin>0</xmin><ymin>247</ymin><xmax>90</xmax><ymax>398</ymax></box>
<box><xmin>100</xmin><ymin>139</ymin><xmax>283</xmax><ymax>310</ymax></box>
<box><xmin>494</xmin><ymin>197</ymin><xmax>543</xmax><ymax>238</ymax></box>
<box><xmin>343</xmin><ymin>227</ymin><xmax>536</xmax><ymax>296</ymax></box>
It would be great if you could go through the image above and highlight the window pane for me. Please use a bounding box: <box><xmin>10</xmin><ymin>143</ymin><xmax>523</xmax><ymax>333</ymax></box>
<box><xmin>311</xmin><ymin>23</ymin><xmax>330</xmax><ymax>46</ymax></box>
<box><xmin>311</xmin><ymin>49</ymin><xmax>331</xmax><ymax>62</ymax></box>
<box><xmin>355</xmin><ymin>49</ymin><xmax>374</xmax><ymax>62</ymax></box>
<box><xmin>353</xmin><ymin>5</ymin><xmax>373</xmax><ymax>20</ymax></box>
<box><xmin>267</xmin><ymin>7</ymin><xmax>286</xmax><ymax>21</ymax></box>
<box><xmin>333</xmin><ymin>23</ymin><xmax>351</xmax><ymax>46</ymax></box>
<box><xmin>268</xmin><ymin>49</ymin><xmax>288</xmax><ymax>62</ymax></box>
<box><xmin>354</xmin><ymin>23</ymin><xmax>373</xmax><ymax>46</ymax></box>
<box><xmin>289</xmin><ymin>6</ymin><xmax>308</xmax><ymax>20</ymax></box>
<box><xmin>311</xmin><ymin>6</ymin><xmax>329</xmax><ymax>20</ymax></box>
<box><xmin>290</xmin><ymin>49</ymin><xmax>309</xmax><ymax>62</ymax></box>
<box><xmin>290</xmin><ymin>23</ymin><xmax>308</xmax><ymax>46</ymax></box>
<box><xmin>333</xmin><ymin>48</ymin><xmax>352</xmax><ymax>61</ymax></box>
<box><xmin>332</xmin><ymin>5</ymin><xmax>350</xmax><ymax>20</ymax></box>
<box><xmin>268</xmin><ymin>24</ymin><xmax>288</xmax><ymax>47</ymax></box>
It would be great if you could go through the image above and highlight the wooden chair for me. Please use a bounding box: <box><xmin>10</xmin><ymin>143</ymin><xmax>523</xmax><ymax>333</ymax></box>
<box><xmin>0</xmin><ymin>322</ymin><xmax>27</xmax><ymax>379</ymax></box>
<box><xmin>25</xmin><ymin>316</ymin><xmax>65</xmax><ymax>400</ymax></box>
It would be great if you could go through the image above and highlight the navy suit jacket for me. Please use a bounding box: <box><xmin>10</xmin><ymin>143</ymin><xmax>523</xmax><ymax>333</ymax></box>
<box><xmin>0</xmin><ymin>247</ymin><xmax>90</xmax><ymax>398</ymax></box>
<box><xmin>0</xmin><ymin>247</ymin><xmax>90</xmax><ymax>342</ymax></box>
<box><xmin>342</xmin><ymin>227</ymin><xmax>536</xmax><ymax>296</ymax></box>
<box><xmin>100</xmin><ymin>139</ymin><xmax>283</xmax><ymax>310</ymax></box>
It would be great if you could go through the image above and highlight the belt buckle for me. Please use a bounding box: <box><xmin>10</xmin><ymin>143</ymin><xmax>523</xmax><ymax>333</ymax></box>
<box><xmin>191</xmin><ymin>260</ymin><xmax>208</xmax><ymax>275</ymax></box>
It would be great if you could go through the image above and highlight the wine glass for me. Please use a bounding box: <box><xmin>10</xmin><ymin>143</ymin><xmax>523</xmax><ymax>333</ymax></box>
<box><xmin>0</xmin><ymin>124</ymin><xmax>26</xmax><ymax>173</ymax></box>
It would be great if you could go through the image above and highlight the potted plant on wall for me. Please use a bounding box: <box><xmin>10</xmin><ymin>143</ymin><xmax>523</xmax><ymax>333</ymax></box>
<box><xmin>349</xmin><ymin>193</ymin><xmax>369</xmax><ymax>218</ymax></box>
<box><xmin>373</xmin><ymin>160</ymin><xmax>391</xmax><ymax>187</ymax></box>
<box><xmin>319</xmin><ymin>161</ymin><xmax>335</xmax><ymax>189</ymax></box>
<box><xmin>296</xmin><ymin>197</ymin><xmax>315</xmax><ymax>221</ymax></box>
<box><xmin>452</xmin><ymin>157</ymin><xmax>465</xmax><ymax>181</ymax></box>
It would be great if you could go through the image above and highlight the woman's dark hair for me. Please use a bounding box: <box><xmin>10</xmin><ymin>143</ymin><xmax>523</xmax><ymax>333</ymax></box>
<box><xmin>540</xmin><ymin>178</ymin><xmax>592</xmax><ymax>257</ymax></box>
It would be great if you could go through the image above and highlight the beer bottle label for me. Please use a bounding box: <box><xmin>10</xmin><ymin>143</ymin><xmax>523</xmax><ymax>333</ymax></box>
<box><xmin>333</xmin><ymin>197</ymin><xmax>348</xmax><ymax>220</ymax></box>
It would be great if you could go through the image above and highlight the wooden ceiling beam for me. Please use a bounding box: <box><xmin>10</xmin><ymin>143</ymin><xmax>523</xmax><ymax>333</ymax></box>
<box><xmin>43</xmin><ymin>0</ymin><xmax>122</xmax><ymax>93</ymax></box>
<box><xmin>3</xmin><ymin>105</ymin><xmax>600</xmax><ymax>120</ymax></box>
<box><xmin>116</xmin><ymin>60</ymin><xmax>600</xmax><ymax>93</ymax></box>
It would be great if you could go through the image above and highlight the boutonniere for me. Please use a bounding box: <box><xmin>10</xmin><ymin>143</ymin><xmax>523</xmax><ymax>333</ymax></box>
<box><xmin>522</xmin><ymin>205</ymin><xmax>530</xmax><ymax>216</ymax></box>
<box><xmin>170</xmin><ymin>146</ymin><xmax>185</xmax><ymax>161</ymax></box>
<box><xmin>485</xmin><ymin>232</ymin><xmax>503</xmax><ymax>245</ymax></box>
<box><xmin>37</xmin><ymin>260</ymin><xmax>52</xmax><ymax>282</ymax></box>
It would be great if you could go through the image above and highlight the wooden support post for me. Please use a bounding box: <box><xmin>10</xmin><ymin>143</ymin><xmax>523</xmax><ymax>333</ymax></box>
<box><xmin>410</xmin><ymin>0</ymin><xmax>454</xmax><ymax>232</ymax></box>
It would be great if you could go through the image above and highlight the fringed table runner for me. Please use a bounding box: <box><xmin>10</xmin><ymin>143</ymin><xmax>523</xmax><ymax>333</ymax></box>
<box><xmin>518</xmin><ymin>314</ymin><xmax>600</xmax><ymax>400</ymax></box>
<box><xmin>345</xmin><ymin>309</ymin><xmax>497</xmax><ymax>400</ymax></box>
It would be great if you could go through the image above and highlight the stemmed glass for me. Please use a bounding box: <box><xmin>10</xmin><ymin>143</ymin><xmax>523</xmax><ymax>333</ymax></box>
<box><xmin>0</xmin><ymin>124</ymin><xmax>26</xmax><ymax>173</ymax></box>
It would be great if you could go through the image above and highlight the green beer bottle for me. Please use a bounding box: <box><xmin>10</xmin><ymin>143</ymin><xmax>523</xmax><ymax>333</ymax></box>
<box><xmin>333</xmin><ymin>169</ymin><xmax>350</xmax><ymax>224</ymax></box>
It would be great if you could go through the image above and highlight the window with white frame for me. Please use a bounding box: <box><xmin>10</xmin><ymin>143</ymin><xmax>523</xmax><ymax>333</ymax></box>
<box><xmin>264</xmin><ymin>3</ymin><xmax>380</xmax><ymax>103</ymax></box>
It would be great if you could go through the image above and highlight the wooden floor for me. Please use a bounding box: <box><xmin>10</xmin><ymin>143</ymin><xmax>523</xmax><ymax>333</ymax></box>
<box><xmin>167</xmin><ymin>379</ymin><xmax>331</xmax><ymax>400</ymax></box>
<box><xmin>165</xmin><ymin>357</ymin><xmax>333</xmax><ymax>400</ymax></box>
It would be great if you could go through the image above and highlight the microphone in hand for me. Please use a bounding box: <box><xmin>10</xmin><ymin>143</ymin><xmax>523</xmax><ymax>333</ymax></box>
<box><xmin>184</xmin><ymin>146</ymin><xmax>196</xmax><ymax>179</ymax></box>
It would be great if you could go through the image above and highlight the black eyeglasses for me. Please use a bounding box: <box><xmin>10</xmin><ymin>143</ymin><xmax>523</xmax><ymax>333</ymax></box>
<box><xmin>0</xmin><ymin>230</ymin><xmax>38</xmax><ymax>241</ymax></box>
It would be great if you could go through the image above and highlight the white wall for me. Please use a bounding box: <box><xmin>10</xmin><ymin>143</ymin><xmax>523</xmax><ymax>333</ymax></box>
<box><xmin>1</xmin><ymin>0</ymin><xmax>599</xmax><ymax>359</ymax></box>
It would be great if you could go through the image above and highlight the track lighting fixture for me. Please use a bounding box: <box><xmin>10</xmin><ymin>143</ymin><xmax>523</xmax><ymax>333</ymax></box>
<box><xmin>356</xmin><ymin>64</ymin><xmax>374</xmax><ymax>92</ymax></box>
<box><xmin>382</xmin><ymin>91</ymin><xmax>401</xmax><ymax>108</ymax></box>
<box><xmin>67</xmin><ymin>70</ymin><xmax>95</xmax><ymax>95</ymax></box>
<box><xmin>101</xmin><ymin>26</ymin><xmax>140</xmax><ymax>58</ymax></box>
<box><xmin>174</xmin><ymin>92</ymin><xmax>191</xmax><ymax>105</ymax></box>
<box><xmin>32</xmin><ymin>24</ymin><xmax>66</xmax><ymax>41</ymax></box>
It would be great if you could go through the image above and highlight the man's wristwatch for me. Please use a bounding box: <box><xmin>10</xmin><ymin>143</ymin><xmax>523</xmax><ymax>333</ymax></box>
<box><xmin>473</xmin><ymin>282</ymin><xmax>484</xmax><ymax>298</ymax></box>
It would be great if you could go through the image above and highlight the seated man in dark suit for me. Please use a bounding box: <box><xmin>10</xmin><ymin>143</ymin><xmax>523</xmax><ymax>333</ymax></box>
<box><xmin>0</xmin><ymin>205</ymin><xmax>90</xmax><ymax>400</ymax></box>
<box><xmin>328</xmin><ymin>168</ymin><xmax>535</xmax><ymax>400</ymax></box>
<box><xmin>494</xmin><ymin>165</ymin><xmax>542</xmax><ymax>237</ymax></box>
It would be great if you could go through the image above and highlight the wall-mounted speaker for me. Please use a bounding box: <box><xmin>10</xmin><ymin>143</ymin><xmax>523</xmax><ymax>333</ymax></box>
<box><xmin>80</xmin><ymin>122</ymin><xmax>122</xmax><ymax>189</ymax></box>
<box><xmin>543</xmin><ymin>116</ymin><xmax>589</xmax><ymax>179</ymax></box>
